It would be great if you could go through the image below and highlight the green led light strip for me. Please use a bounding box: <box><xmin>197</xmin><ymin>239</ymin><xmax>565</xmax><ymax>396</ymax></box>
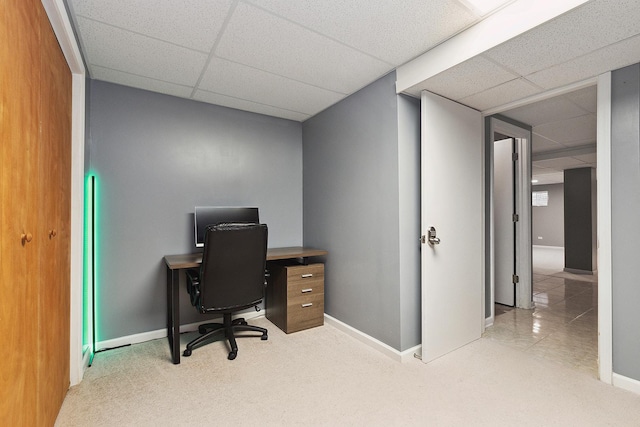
<box><xmin>84</xmin><ymin>174</ymin><xmax>98</xmax><ymax>366</ymax></box>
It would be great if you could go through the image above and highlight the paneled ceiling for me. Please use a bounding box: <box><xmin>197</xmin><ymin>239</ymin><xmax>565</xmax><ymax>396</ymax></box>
<box><xmin>66</xmin><ymin>0</ymin><xmax>640</xmax><ymax>183</ymax></box>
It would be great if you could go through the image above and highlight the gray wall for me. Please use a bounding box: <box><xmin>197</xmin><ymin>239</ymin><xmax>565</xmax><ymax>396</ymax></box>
<box><xmin>302</xmin><ymin>72</ymin><xmax>421</xmax><ymax>351</ymax></box>
<box><xmin>88</xmin><ymin>81</ymin><xmax>303</xmax><ymax>341</ymax></box>
<box><xmin>564</xmin><ymin>167</ymin><xmax>596</xmax><ymax>272</ymax></box>
<box><xmin>532</xmin><ymin>183</ymin><xmax>564</xmax><ymax>247</ymax></box>
<box><xmin>611</xmin><ymin>63</ymin><xmax>640</xmax><ymax>381</ymax></box>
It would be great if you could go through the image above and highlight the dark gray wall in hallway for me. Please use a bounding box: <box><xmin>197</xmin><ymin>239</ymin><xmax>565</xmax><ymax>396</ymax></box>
<box><xmin>302</xmin><ymin>72</ymin><xmax>421</xmax><ymax>351</ymax></box>
<box><xmin>564</xmin><ymin>168</ymin><xmax>597</xmax><ymax>272</ymax></box>
<box><xmin>532</xmin><ymin>184</ymin><xmax>564</xmax><ymax>247</ymax></box>
<box><xmin>564</xmin><ymin>168</ymin><xmax>596</xmax><ymax>272</ymax></box>
<box><xmin>611</xmin><ymin>63</ymin><xmax>640</xmax><ymax>381</ymax></box>
<box><xmin>88</xmin><ymin>81</ymin><xmax>303</xmax><ymax>341</ymax></box>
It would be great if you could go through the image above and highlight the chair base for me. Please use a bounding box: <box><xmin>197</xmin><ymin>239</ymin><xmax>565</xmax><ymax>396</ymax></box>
<box><xmin>183</xmin><ymin>313</ymin><xmax>268</xmax><ymax>360</ymax></box>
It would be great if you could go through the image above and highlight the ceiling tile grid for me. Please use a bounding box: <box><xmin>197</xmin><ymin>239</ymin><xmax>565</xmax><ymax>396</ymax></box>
<box><xmin>75</xmin><ymin>16</ymin><xmax>209</xmax><ymax>86</ymax></box>
<box><xmin>243</xmin><ymin>0</ymin><xmax>478</xmax><ymax>64</ymax></box>
<box><xmin>68</xmin><ymin>0</ymin><xmax>232</xmax><ymax>52</ymax></box>
<box><xmin>214</xmin><ymin>2</ymin><xmax>392</xmax><ymax>95</ymax></box>
<box><xmin>198</xmin><ymin>57</ymin><xmax>344</xmax><ymax>116</ymax></box>
<box><xmin>459</xmin><ymin>77</ymin><xmax>542</xmax><ymax>111</ymax></box>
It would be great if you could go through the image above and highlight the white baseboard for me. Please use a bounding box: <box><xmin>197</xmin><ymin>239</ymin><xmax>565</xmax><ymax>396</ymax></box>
<box><xmin>485</xmin><ymin>316</ymin><xmax>494</xmax><ymax>328</ymax></box>
<box><xmin>95</xmin><ymin>311</ymin><xmax>264</xmax><ymax>351</ymax></box>
<box><xmin>613</xmin><ymin>373</ymin><xmax>640</xmax><ymax>396</ymax></box>
<box><xmin>324</xmin><ymin>314</ymin><xmax>421</xmax><ymax>363</ymax></box>
<box><xmin>532</xmin><ymin>245</ymin><xmax>564</xmax><ymax>250</ymax></box>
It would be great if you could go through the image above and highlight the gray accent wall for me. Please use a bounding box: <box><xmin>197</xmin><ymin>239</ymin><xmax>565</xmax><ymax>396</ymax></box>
<box><xmin>532</xmin><ymin>183</ymin><xmax>564</xmax><ymax>247</ymax></box>
<box><xmin>611</xmin><ymin>63</ymin><xmax>640</xmax><ymax>381</ymax></box>
<box><xmin>302</xmin><ymin>72</ymin><xmax>421</xmax><ymax>351</ymax></box>
<box><xmin>88</xmin><ymin>81</ymin><xmax>303</xmax><ymax>341</ymax></box>
<box><xmin>564</xmin><ymin>168</ymin><xmax>596</xmax><ymax>273</ymax></box>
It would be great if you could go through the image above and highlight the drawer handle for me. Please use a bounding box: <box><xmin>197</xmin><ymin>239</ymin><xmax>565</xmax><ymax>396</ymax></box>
<box><xmin>301</xmin><ymin>288</ymin><xmax>313</xmax><ymax>293</ymax></box>
<box><xmin>301</xmin><ymin>273</ymin><xmax>313</xmax><ymax>278</ymax></box>
<box><xmin>301</xmin><ymin>303</ymin><xmax>313</xmax><ymax>308</ymax></box>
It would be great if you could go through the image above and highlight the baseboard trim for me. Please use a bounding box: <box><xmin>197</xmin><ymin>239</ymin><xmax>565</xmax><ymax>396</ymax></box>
<box><xmin>613</xmin><ymin>373</ymin><xmax>640</xmax><ymax>396</ymax></box>
<box><xmin>485</xmin><ymin>316</ymin><xmax>494</xmax><ymax>328</ymax></box>
<box><xmin>95</xmin><ymin>311</ymin><xmax>264</xmax><ymax>351</ymax></box>
<box><xmin>564</xmin><ymin>267</ymin><xmax>594</xmax><ymax>275</ymax></box>
<box><xmin>324</xmin><ymin>314</ymin><xmax>420</xmax><ymax>363</ymax></box>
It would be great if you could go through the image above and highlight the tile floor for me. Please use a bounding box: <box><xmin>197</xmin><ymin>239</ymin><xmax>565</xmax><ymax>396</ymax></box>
<box><xmin>483</xmin><ymin>246</ymin><xmax>598</xmax><ymax>376</ymax></box>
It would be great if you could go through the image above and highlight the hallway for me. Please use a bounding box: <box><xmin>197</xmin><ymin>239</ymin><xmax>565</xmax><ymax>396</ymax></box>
<box><xmin>484</xmin><ymin>246</ymin><xmax>598</xmax><ymax>376</ymax></box>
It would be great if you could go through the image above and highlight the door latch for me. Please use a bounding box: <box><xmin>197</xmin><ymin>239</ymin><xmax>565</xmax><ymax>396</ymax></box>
<box><xmin>427</xmin><ymin>226</ymin><xmax>441</xmax><ymax>245</ymax></box>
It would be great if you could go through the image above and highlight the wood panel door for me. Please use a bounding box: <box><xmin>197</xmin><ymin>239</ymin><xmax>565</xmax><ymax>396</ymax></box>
<box><xmin>0</xmin><ymin>0</ymin><xmax>72</xmax><ymax>424</ymax></box>
<box><xmin>0</xmin><ymin>0</ymin><xmax>42</xmax><ymax>424</ymax></box>
<box><xmin>38</xmin><ymin>6</ymin><xmax>72</xmax><ymax>424</ymax></box>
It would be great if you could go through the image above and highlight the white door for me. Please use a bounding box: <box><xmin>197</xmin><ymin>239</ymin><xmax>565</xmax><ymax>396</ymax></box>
<box><xmin>494</xmin><ymin>138</ymin><xmax>516</xmax><ymax>306</ymax></box>
<box><xmin>421</xmin><ymin>91</ymin><xmax>484</xmax><ymax>363</ymax></box>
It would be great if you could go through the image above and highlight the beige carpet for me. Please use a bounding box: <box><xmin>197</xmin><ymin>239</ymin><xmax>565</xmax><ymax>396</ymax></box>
<box><xmin>56</xmin><ymin>317</ymin><xmax>640</xmax><ymax>426</ymax></box>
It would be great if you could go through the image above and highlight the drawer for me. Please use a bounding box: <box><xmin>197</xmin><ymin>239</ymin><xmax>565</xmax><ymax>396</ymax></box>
<box><xmin>286</xmin><ymin>293</ymin><xmax>324</xmax><ymax>332</ymax></box>
<box><xmin>287</xmin><ymin>277</ymin><xmax>324</xmax><ymax>299</ymax></box>
<box><xmin>285</xmin><ymin>263</ymin><xmax>324</xmax><ymax>282</ymax></box>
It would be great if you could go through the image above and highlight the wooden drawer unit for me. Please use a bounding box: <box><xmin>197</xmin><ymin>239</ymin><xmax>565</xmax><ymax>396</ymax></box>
<box><xmin>266</xmin><ymin>262</ymin><xmax>324</xmax><ymax>333</ymax></box>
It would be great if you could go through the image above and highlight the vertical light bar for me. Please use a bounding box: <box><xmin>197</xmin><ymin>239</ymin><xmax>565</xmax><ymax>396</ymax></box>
<box><xmin>84</xmin><ymin>174</ymin><xmax>98</xmax><ymax>366</ymax></box>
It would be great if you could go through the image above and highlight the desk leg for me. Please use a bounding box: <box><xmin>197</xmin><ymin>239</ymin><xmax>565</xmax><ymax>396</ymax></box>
<box><xmin>166</xmin><ymin>267</ymin><xmax>180</xmax><ymax>364</ymax></box>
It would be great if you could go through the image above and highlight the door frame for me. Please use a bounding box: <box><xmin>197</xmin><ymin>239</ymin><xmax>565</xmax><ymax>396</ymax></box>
<box><xmin>482</xmin><ymin>76</ymin><xmax>612</xmax><ymax>384</ymax></box>
<box><xmin>485</xmin><ymin>115</ymin><xmax>533</xmax><ymax>324</ymax></box>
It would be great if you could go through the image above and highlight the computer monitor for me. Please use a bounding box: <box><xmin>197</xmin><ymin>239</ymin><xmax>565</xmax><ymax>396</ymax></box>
<box><xmin>194</xmin><ymin>206</ymin><xmax>259</xmax><ymax>248</ymax></box>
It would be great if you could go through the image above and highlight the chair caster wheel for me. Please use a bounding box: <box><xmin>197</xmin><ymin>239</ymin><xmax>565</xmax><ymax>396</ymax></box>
<box><xmin>228</xmin><ymin>351</ymin><xmax>237</xmax><ymax>360</ymax></box>
<box><xmin>240</xmin><ymin>320</ymin><xmax>248</xmax><ymax>326</ymax></box>
<box><xmin>198</xmin><ymin>325</ymin><xmax>207</xmax><ymax>334</ymax></box>
<box><xmin>183</xmin><ymin>349</ymin><xmax>192</xmax><ymax>357</ymax></box>
<box><xmin>261</xmin><ymin>334</ymin><xmax>268</xmax><ymax>341</ymax></box>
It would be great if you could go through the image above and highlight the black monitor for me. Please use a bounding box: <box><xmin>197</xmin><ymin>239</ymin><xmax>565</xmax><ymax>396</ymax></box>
<box><xmin>194</xmin><ymin>206</ymin><xmax>259</xmax><ymax>248</ymax></box>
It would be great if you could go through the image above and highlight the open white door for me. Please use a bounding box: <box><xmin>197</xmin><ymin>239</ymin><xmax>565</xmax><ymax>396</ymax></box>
<box><xmin>494</xmin><ymin>138</ymin><xmax>516</xmax><ymax>306</ymax></box>
<box><xmin>421</xmin><ymin>91</ymin><xmax>484</xmax><ymax>363</ymax></box>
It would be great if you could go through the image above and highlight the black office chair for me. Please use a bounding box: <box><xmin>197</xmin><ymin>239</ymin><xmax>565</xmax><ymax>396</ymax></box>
<box><xmin>183</xmin><ymin>223</ymin><xmax>269</xmax><ymax>360</ymax></box>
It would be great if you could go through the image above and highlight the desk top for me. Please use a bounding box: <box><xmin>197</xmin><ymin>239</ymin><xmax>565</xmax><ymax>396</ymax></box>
<box><xmin>164</xmin><ymin>246</ymin><xmax>327</xmax><ymax>270</ymax></box>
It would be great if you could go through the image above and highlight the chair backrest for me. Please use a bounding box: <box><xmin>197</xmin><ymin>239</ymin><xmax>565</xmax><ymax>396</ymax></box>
<box><xmin>199</xmin><ymin>223</ymin><xmax>268</xmax><ymax>312</ymax></box>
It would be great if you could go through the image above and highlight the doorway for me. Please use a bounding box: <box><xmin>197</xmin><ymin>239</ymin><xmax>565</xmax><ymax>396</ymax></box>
<box><xmin>483</xmin><ymin>84</ymin><xmax>600</xmax><ymax>377</ymax></box>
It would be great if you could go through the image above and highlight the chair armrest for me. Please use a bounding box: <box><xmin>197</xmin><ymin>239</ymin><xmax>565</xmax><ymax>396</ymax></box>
<box><xmin>185</xmin><ymin>268</ymin><xmax>201</xmax><ymax>307</ymax></box>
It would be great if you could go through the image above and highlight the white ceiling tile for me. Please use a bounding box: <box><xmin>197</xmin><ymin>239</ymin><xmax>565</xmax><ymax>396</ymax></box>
<box><xmin>502</xmin><ymin>95</ymin><xmax>589</xmax><ymax>127</ymax></box>
<box><xmin>408</xmin><ymin>55</ymin><xmax>518</xmax><ymax>100</ymax></box>
<box><xmin>214</xmin><ymin>2</ymin><xmax>391</xmax><ymax>94</ymax></box>
<box><xmin>459</xmin><ymin>78</ymin><xmax>541</xmax><ymax>111</ymax></box>
<box><xmin>534</xmin><ymin>157</ymin><xmax>587</xmax><ymax>170</ymax></box>
<box><xmin>91</xmin><ymin>66</ymin><xmax>194</xmax><ymax>99</ymax></box>
<box><xmin>193</xmin><ymin>90</ymin><xmax>310</xmax><ymax>122</ymax></box>
<box><xmin>564</xmin><ymin>85</ymin><xmax>597</xmax><ymax>113</ymax></box>
<box><xmin>484</xmin><ymin>0</ymin><xmax>640</xmax><ymax>76</ymax></box>
<box><xmin>534</xmin><ymin>114</ymin><xmax>596</xmax><ymax>145</ymax></box>
<box><xmin>244</xmin><ymin>0</ymin><xmax>477</xmax><ymax>64</ymax></box>
<box><xmin>198</xmin><ymin>58</ymin><xmax>343</xmax><ymax>116</ymax></box>
<box><xmin>68</xmin><ymin>0</ymin><xmax>232</xmax><ymax>52</ymax></box>
<box><xmin>573</xmin><ymin>153</ymin><xmax>597</xmax><ymax>164</ymax></box>
<box><xmin>532</xmin><ymin>133</ymin><xmax>564</xmax><ymax>153</ymax></box>
<box><xmin>77</xmin><ymin>17</ymin><xmax>208</xmax><ymax>86</ymax></box>
<box><xmin>526</xmin><ymin>34</ymin><xmax>640</xmax><ymax>90</ymax></box>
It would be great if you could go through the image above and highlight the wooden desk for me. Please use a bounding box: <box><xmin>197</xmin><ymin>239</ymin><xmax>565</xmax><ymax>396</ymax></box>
<box><xmin>164</xmin><ymin>246</ymin><xmax>327</xmax><ymax>364</ymax></box>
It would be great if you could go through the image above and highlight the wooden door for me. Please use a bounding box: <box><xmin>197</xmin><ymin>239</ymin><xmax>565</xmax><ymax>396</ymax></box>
<box><xmin>0</xmin><ymin>0</ymin><xmax>42</xmax><ymax>424</ymax></box>
<box><xmin>38</xmin><ymin>6</ymin><xmax>72</xmax><ymax>424</ymax></box>
<box><xmin>0</xmin><ymin>0</ymin><xmax>71</xmax><ymax>424</ymax></box>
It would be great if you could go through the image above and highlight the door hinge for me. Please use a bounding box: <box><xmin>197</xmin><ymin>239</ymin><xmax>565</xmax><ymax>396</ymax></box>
<box><xmin>513</xmin><ymin>213</ymin><xmax>519</xmax><ymax>222</ymax></box>
<box><xmin>512</xmin><ymin>152</ymin><xmax>519</xmax><ymax>161</ymax></box>
<box><xmin>512</xmin><ymin>274</ymin><xmax>519</xmax><ymax>284</ymax></box>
